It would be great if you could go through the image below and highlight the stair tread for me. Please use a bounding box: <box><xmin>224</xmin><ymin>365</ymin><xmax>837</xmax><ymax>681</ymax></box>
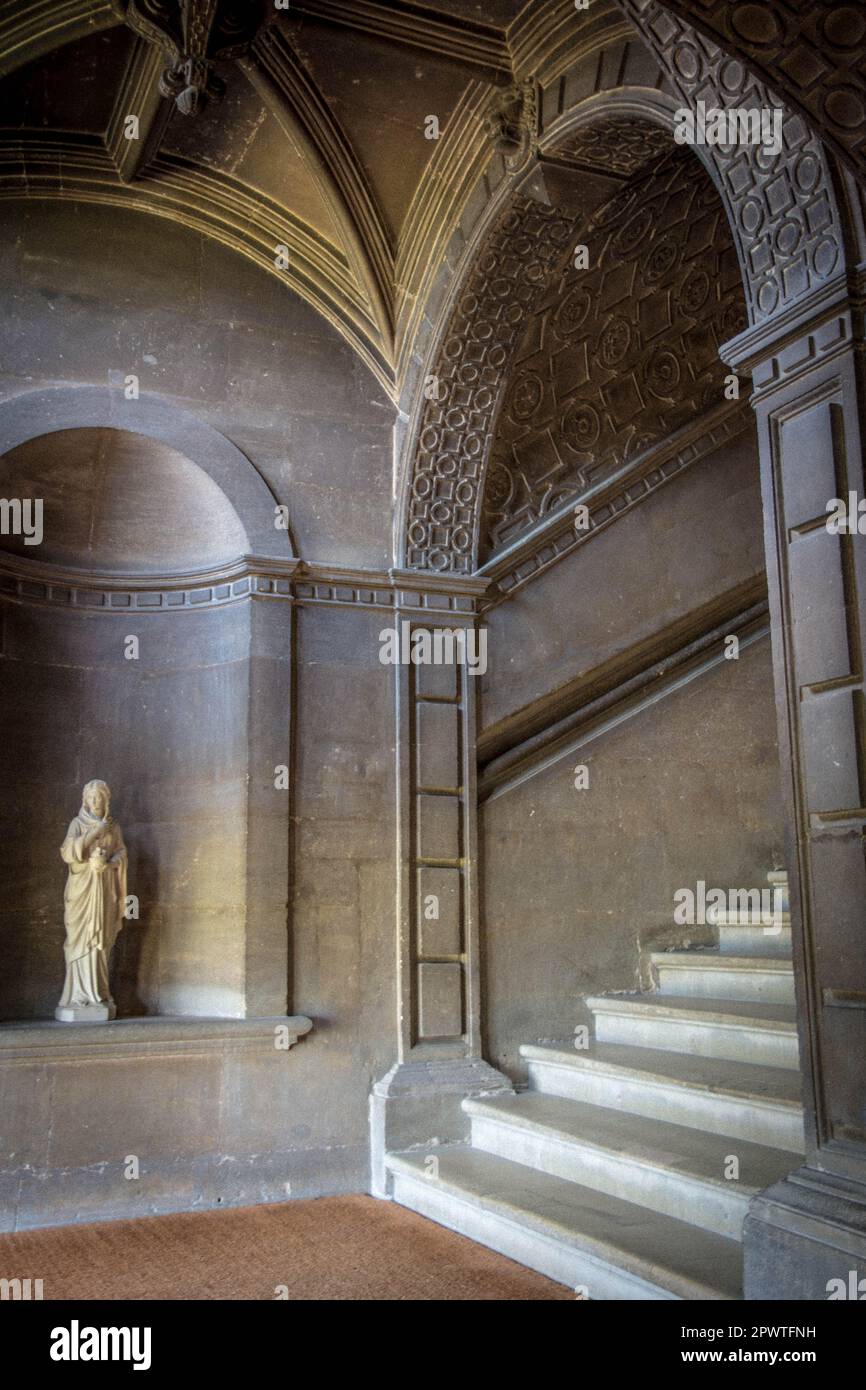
<box><xmin>465</xmin><ymin>1091</ymin><xmax>799</xmax><ymax>1192</ymax></box>
<box><xmin>522</xmin><ymin>1041</ymin><xmax>804</xmax><ymax>1108</ymax></box>
<box><xmin>387</xmin><ymin>1146</ymin><xmax>742</xmax><ymax>1299</ymax></box>
<box><xmin>587</xmin><ymin>994</ymin><xmax>797</xmax><ymax>1028</ymax></box>
<box><xmin>651</xmin><ymin>952</ymin><xmax>793</xmax><ymax>972</ymax></box>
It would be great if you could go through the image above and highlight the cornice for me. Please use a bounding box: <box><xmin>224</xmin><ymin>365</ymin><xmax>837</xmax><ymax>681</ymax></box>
<box><xmin>720</xmin><ymin>271</ymin><xmax>865</xmax><ymax>376</ymax></box>
<box><xmin>0</xmin><ymin>554</ymin><xmax>494</xmax><ymax>616</ymax></box>
<box><xmin>479</xmin><ymin>400</ymin><xmax>754</xmax><ymax>608</ymax></box>
<box><xmin>479</xmin><ymin>587</ymin><xmax>770</xmax><ymax>803</ymax></box>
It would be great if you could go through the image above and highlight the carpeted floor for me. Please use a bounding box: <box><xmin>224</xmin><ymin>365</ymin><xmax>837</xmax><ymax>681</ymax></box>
<box><xmin>0</xmin><ymin>1194</ymin><xmax>573</xmax><ymax>1300</ymax></box>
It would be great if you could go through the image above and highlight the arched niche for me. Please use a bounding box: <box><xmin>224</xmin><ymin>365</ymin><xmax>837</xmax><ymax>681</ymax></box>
<box><xmin>0</xmin><ymin>419</ymin><xmax>293</xmax><ymax>1024</ymax></box>
<box><xmin>0</xmin><ymin>385</ymin><xmax>295</xmax><ymax>561</ymax></box>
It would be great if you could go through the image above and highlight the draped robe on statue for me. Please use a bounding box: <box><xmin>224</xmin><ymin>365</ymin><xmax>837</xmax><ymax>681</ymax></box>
<box><xmin>58</xmin><ymin>809</ymin><xmax>127</xmax><ymax>1010</ymax></box>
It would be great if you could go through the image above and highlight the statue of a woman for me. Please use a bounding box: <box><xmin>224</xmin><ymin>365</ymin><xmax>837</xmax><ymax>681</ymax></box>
<box><xmin>55</xmin><ymin>779</ymin><xmax>128</xmax><ymax>1023</ymax></box>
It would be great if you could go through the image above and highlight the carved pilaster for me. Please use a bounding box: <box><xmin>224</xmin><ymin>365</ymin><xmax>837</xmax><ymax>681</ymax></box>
<box><xmin>723</xmin><ymin>270</ymin><xmax>866</xmax><ymax>1296</ymax></box>
<box><xmin>370</xmin><ymin>572</ymin><xmax>511</xmax><ymax>1195</ymax></box>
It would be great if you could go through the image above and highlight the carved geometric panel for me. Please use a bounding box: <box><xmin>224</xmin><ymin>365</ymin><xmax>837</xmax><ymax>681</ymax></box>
<box><xmin>482</xmin><ymin>147</ymin><xmax>746</xmax><ymax>556</ymax></box>
<box><xmin>616</xmin><ymin>0</ymin><xmax>844</xmax><ymax>323</ymax></box>
<box><xmin>648</xmin><ymin>0</ymin><xmax>866</xmax><ymax>189</ymax></box>
<box><xmin>405</xmin><ymin>197</ymin><xmax>575</xmax><ymax>574</ymax></box>
<box><xmin>555</xmin><ymin>117</ymin><xmax>673</xmax><ymax>177</ymax></box>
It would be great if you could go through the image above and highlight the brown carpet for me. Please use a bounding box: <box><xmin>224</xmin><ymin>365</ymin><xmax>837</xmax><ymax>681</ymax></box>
<box><xmin>0</xmin><ymin>1195</ymin><xmax>573</xmax><ymax>1300</ymax></box>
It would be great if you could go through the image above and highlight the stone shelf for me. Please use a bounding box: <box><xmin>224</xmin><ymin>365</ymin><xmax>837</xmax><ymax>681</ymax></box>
<box><xmin>0</xmin><ymin>1015</ymin><xmax>313</xmax><ymax>1060</ymax></box>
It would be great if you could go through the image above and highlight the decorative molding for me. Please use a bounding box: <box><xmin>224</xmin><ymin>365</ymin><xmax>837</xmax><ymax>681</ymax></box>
<box><xmin>478</xmin><ymin>584</ymin><xmax>770</xmax><ymax>803</ymax></box>
<box><xmin>613</xmin><ymin>0</ymin><xmax>846</xmax><ymax>325</ymax></box>
<box><xmin>0</xmin><ymin>554</ymin><xmax>494</xmax><ymax>617</ymax></box>
<box><xmin>395</xmin><ymin>81</ymin><xmax>499</xmax><ymax>391</ymax></box>
<box><xmin>721</xmin><ymin>268</ymin><xmax>864</xmax><ymax>389</ymax></box>
<box><xmin>0</xmin><ymin>0</ymin><xmax>116</xmax><ymax>79</ymax></box>
<box><xmin>402</xmin><ymin>194</ymin><xmax>576</xmax><ymax>573</ymax></box>
<box><xmin>508</xmin><ymin>0</ymin><xmax>633</xmax><ymax>87</ymax></box>
<box><xmin>288</xmin><ymin>0</ymin><xmax>511</xmax><ymax>78</ymax></box>
<box><xmin>479</xmin><ymin>400</ymin><xmax>753</xmax><ymax>608</ymax></box>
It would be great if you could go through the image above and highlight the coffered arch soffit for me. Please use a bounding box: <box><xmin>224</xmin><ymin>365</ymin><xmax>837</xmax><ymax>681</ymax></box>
<box><xmin>398</xmin><ymin>2</ymin><xmax>852</xmax><ymax>574</ymax></box>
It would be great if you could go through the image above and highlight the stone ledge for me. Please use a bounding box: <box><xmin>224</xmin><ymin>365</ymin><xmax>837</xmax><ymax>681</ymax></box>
<box><xmin>0</xmin><ymin>1015</ymin><xmax>313</xmax><ymax>1061</ymax></box>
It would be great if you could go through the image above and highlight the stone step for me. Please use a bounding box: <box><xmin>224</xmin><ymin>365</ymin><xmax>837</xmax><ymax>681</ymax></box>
<box><xmin>717</xmin><ymin>918</ymin><xmax>792</xmax><ymax>956</ymax></box>
<box><xmin>522</xmin><ymin>1042</ymin><xmax>804</xmax><ymax>1153</ymax></box>
<box><xmin>386</xmin><ymin>1147</ymin><xmax>742</xmax><ymax>1300</ymax></box>
<box><xmin>586</xmin><ymin>995</ymin><xmax>800</xmax><ymax>1069</ymax></box>
<box><xmin>464</xmin><ymin>1091</ymin><xmax>799</xmax><ymax>1242</ymax></box>
<box><xmin>651</xmin><ymin>951</ymin><xmax>795</xmax><ymax>1004</ymax></box>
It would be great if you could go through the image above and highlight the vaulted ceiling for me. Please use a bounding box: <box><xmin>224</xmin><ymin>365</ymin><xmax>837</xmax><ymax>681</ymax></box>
<box><xmin>0</xmin><ymin>0</ymin><xmax>641</xmax><ymax>397</ymax></box>
<box><xmin>0</xmin><ymin>1</ymin><xmax>861</xmax><ymax>403</ymax></box>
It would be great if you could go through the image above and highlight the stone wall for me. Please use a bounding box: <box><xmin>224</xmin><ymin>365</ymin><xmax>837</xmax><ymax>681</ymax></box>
<box><xmin>0</xmin><ymin>199</ymin><xmax>397</xmax><ymax>1227</ymax></box>
<box><xmin>478</xmin><ymin>433</ymin><xmax>786</xmax><ymax>1082</ymax></box>
<box><xmin>481</xmin><ymin>637</ymin><xmax>785</xmax><ymax>1083</ymax></box>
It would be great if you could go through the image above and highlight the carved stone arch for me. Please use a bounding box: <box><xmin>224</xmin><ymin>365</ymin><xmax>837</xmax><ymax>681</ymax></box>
<box><xmin>398</xmin><ymin>3</ymin><xmax>851</xmax><ymax>576</ymax></box>
<box><xmin>0</xmin><ymin>385</ymin><xmax>297</xmax><ymax>560</ymax></box>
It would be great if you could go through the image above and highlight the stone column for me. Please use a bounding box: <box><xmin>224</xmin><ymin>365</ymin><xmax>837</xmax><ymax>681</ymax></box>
<box><xmin>370</xmin><ymin>572</ymin><xmax>510</xmax><ymax>1195</ymax></box>
<box><xmin>723</xmin><ymin>270</ymin><xmax>866</xmax><ymax>1298</ymax></box>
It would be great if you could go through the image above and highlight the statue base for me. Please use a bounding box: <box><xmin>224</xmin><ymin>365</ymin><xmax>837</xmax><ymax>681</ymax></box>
<box><xmin>55</xmin><ymin>1001</ymin><xmax>116</xmax><ymax>1023</ymax></box>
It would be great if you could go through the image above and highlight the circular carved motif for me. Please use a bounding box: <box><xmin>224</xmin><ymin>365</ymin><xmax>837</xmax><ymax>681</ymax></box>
<box><xmin>614</xmin><ymin>207</ymin><xmax>654</xmax><ymax>258</ymax></box>
<box><xmin>740</xmin><ymin>197</ymin><xmax>765</xmax><ymax>236</ymax></box>
<box><xmin>412</xmin><ymin>471</ymin><xmax>434</xmax><ymax>500</ymax></box>
<box><xmin>730</xmin><ymin>3</ymin><xmax>782</xmax><ymax>46</ymax></box>
<box><xmin>678</xmin><ymin>269</ymin><xmax>711</xmax><ymax>316</ymax></box>
<box><xmin>672</xmin><ymin>43</ymin><xmax>702</xmax><ymax>81</ymax></box>
<box><xmin>556</xmin><ymin>286</ymin><xmax>592</xmax><ymax>337</ymax></box>
<box><xmin>824</xmin><ymin>87</ymin><xmax>866</xmax><ymax>131</ymax></box>
<box><xmin>822</xmin><ymin>7</ymin><xmax>866</xmax><ymax>49</ymax></box>
<box><xmin>642</xmin><ymin>236</ymin><xmax>679</xmax><ymax>284</ymax></box>
<box><xmin>793</xmin><ymin>152</ymin><xmax>820</xmax><ymax>193</ymax></box>
<box><xmin>645</xmin><ymin>349</ymin><xmax>680</xmax><ymax>398</ymax></box>
<box><xmin>599</xmin><ymin>316</ymin><xmax>632</xmax><ymax>368</ymax></box>
<box><xmin>718</xmin><ymin>59</ymin><xmax>747</xmax><ymax>96</ymax></box>
<box><xmin>485</xmin><ymin>462</ymin><xmax>514</xmax><ymax>511</ymax></box>
<box><xmin>509</xmin><ymin>371</ymin><xmax>544</xmax><ymax>420</ymax></box>
<box><xmin>775</xmin><ymin>219</ymin><xmax>802</xmax><ymax>256</ymax></box>
<box><xmin>757</xmin><ymin>275</ymin><xmax>780</xmax><ymax>316</ymax></box>
<box><xmin>434</xmin><ymin>453</ymin><xmax>458</xmax><ymax>478</ymax></box>
<box><xmin>813</xmin><ymin>237</ymin><xmax>839</xmax><ymax>278</ymax></box>
<box><xmin>562</xmin><ymin>403</ymin><xmax>601</xmax><ymax>452</ymax></box>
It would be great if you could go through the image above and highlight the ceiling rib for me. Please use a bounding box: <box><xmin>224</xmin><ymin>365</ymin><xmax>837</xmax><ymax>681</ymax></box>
<box><xmin>241</xmin><ymin>24</ymin><xmax>395</xmax><ymax>356</ymax></box>
<box><xmin>0</xmin><ymin>0</ymin><xmax>116</xmax><ymax>78</ymax></box>
<box><xmin>288</xmin><ymin>0</ymin><xmax>511</xmax><ymax>79</ymax></box>
<box><xmin>106</xmin><ymin>37</ymin><xmax>174</xmax><ymax>181</ymax></box>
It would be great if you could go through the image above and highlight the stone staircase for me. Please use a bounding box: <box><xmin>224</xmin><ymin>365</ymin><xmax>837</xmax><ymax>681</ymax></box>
<box><xmin>386</xmin><ymin>871</ymin><xmax>804</xmax><ymax>1299</ymax></box>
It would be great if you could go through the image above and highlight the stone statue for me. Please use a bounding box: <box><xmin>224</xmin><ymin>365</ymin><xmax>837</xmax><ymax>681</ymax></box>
<box><xmin>55</xmin><ymin>779</ymin><xmax>128</xmax><ymax>1023</ymax></box>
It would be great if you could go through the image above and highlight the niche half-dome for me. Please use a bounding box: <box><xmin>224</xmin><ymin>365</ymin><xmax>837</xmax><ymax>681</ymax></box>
<box><xmin>0</xmin><ymin>426</ymin><xmax>249</xmax><ymax>574</ymax></box>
